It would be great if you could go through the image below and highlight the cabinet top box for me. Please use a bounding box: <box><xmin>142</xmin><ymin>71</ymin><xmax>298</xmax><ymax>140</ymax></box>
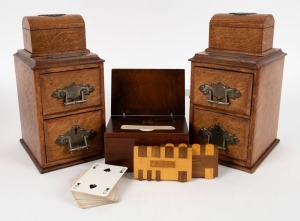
<box><xmin>22</xmin><ymin>14</ymin><xmax>88</xmax><ymax>57</ymax></box>
<box><xmin>208</xmin><ymin>13</ymin><xmax>274</xmax><ymax>55</ymax></box>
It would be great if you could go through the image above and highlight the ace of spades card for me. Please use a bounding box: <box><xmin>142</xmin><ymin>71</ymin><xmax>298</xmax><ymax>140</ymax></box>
<box><xmin>70</xmin><ymin>163</ymin><xmax>127</xmax><ymax>208</ymax></box>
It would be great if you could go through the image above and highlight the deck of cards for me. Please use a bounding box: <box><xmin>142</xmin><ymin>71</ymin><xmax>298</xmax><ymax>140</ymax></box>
<box><xmin>70</xmin><ymin>163</ymin><xmax>128</xmax><ymax>209</ymax></box>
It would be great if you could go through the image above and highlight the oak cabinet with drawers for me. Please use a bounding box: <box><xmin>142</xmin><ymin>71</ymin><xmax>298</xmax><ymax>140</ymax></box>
<box><xmin>14</xmin><ymin>14</ymin><xmax>105</xmax><ymax>173</ymax></box>
<box><xmin>189</xmin><ymin>13</ymin><xmax>286</xmax><ymax>173</ymax></box>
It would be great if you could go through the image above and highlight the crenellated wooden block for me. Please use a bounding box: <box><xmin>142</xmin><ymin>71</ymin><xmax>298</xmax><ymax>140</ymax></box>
<box><xmin>192</xmin><ymin>144</ymin><xmax>218</xmax><ymax>179</ymax></box>
<box><xmin>134</xmin><ymin>143</ymin><xmax>192</xmax><ymax>182</ymax></box>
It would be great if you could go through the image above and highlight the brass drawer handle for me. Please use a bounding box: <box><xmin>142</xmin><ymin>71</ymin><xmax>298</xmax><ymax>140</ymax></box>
<box><xmin>55</xmin><ymin>125</ymin><xmax>96</xmax><ymax>153</ymax></box>
<box><xmin>52</xmin><ymin>82</ymin><xmax>94</xmax><ymax>106</ymax></box>
<box><xmin>199</xmin><ymin>123</ymin><xmax>239</xmax><ymax>151</ymax></box>
<box><xmin>199</xmin><ymin>82</ymin><xmax>241</xmax><ymax>106</ymax></box>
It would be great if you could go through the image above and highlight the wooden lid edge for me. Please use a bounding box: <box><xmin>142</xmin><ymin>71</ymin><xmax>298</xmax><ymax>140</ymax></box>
<box><xmin>22</xmin><ymin>14</ymin><xmax>85</xmax><ymax>30</ymax></box>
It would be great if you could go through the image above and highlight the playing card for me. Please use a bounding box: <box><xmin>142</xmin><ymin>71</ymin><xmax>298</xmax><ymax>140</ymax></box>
<box><xmin>71</xmin><ymin>163</ymin><xmax>127</xmax><ymax>197</ymax></box>
<box><xmin>69</xmin><ymin>171</ymin><xmax>117</xmax><ymax>201</ymax></box>
<box><xmin>69</xmin><ymin>170</ymin><xmax>119</xmax><ymax>209</ymax></box>
<box><xmin>75</xmin><ymin>199</ymin><xmax>115</xmax><ymax>209</ymax></box>
<box><xmin>71</xmin><ymin>185</ymin><xmax>118</xmax><ymax>202</ymax></box>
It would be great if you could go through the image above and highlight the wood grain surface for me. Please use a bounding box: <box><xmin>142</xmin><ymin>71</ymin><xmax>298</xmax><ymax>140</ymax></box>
<box><xmin>209</xmin><ymin>13</ymin><xmax>274</xmax><ymax>54</ymax></box>
<box><xmin>191</xmin><ymin>107</ymin><xmax>250</xmax><ymax>163</ymax></box>
<box><xmin>190</xmin><ymin>43</ymin><xmax>286</xmax><ymax>172</ymax></box>
<box><xmin>22</xmin><ymin>15</ymin><xmax>86</xmax><ymax>56</ymax></box>
<box><xmin>14</xmin><ymin>51</ymin><xmax>105</xmax><ymax>172</ymax></box>
<box><xmin>44</xmin><ymin>110</ymin><xmax>102</xmax><ymax>163</ymax></box>
<box><xmin>189</xmin><ymin>13</ymin><xmax>286</xmax><ymax>172</ymax></box>
<box><xmin>250</xmin><ymin>58</ymin><xmax>285</xmax><ymax>165</ymax></box>
<box><xmin>14</xmin><ymin>57</ymin><xmax>45</xmax><ymax>165</ymax></box>
<box><xmin>111</xmin><ymin>69</ymin><xmax>185</xmax><ymax>116</ymax></box>
<box><xmin>40</xmin><ymin>68</ymin><xmax>102</xmax><ymax>117</ymax></box>
<box><xmin>192</xmin><ymin>67</ymin><xmax>253</xmax><ymax>116</ymax></box>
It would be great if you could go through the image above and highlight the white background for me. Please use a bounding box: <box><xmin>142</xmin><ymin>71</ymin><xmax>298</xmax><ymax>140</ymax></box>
<box><xmin>0</xmin><ymin>1</ymin><xmax>299</xmax><ymax>220</ymax></box>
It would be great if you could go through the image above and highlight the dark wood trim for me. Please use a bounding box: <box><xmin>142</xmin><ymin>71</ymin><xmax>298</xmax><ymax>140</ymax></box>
<box><xmin>155</xmin><ymin>170</ymin><xmax>161</xmax><ymax>181</ymax></box>
<box><xmin>138</xmin><ymin>170</ymin><xmax>143</xmax><ymax>180</ymax></box>
<box><xmin>178</xmin><ymin>171</ymin><xmax>187</xmax><ymax>182</ymax></box>
<box><xmin>147</xmin><ymin>170</ymin><xmax>152</xmax><ymax>181</ymax></box>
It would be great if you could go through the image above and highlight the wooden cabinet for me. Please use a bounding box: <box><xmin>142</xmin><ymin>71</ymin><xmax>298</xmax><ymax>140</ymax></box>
<box><xmin>14</xmin><ymin>15</ymin><xmax>105</xmax><ymax>173</ymax></box>
<box><xmin>189</xmin><ymin>13</ymin><xmax>286</xmax><ymax>173</ymax></box>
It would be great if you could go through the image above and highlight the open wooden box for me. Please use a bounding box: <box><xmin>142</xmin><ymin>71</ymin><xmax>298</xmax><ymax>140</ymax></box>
<box><xmin>104</xmin><ymin>69</ymin><xmax>189</xmax><ymax>171</ymax></box>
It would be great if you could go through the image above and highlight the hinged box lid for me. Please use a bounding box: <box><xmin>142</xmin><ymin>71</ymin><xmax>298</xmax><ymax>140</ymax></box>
<box><xmin>22</xmin><ymin>14</ymin><xmax>87</xmax><ymax>57</ymax></box>
<box><xmin>111</xmin><ymin>69</ymin><xmax>185</xmax><ymax>116</ymax></box>
<box><xmin>208</xmin><ymin>13</ymin><xmax>274</xmax><ymax>55</ymax></box>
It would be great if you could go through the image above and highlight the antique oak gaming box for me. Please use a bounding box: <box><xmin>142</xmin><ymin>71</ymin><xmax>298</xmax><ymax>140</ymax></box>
<box><xmin>104</xmin><ymin>69</ymin><xmax>189</xmax><ymax>171</ymax></box>
<box><xmin>189</xmin><ymin>13</ymin><xmax>286</xmax><ymax>173</ymax></box>
<box><xmin>14</xmin><ymin>14</ymin><xmax>106</xmax><ymax>173</ymax></box>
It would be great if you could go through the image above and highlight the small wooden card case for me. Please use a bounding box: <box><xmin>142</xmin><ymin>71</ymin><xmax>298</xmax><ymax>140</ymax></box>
<box><xmin>104</xmin><ymin>69</ymin><xmax>189</xmax><ymax>171</ymax></box>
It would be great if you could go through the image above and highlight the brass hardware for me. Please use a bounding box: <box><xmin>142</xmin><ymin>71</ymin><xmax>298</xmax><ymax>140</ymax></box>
<box><xmin>55</xmin><ymin>125</ymin><xmax>96</xmax><ymax>152</ymax></box>
<box><xmin>199</xmin><ymin>82</ymin><xmax>241</xmax><ymax>106</ymax></box>
<box><xmin>199</xmin><ymin>124</ymin><xmax>238</xmax><ymax>151</ymax></box>
<box><xmin>38</xmin><ymin>14</ymin><xmax>66</xmax><ymax>17</ymax></box>
<box><xmin>52</xmin><ymin>82</ymin><xmax>94</xmax><ymax>106</ymax></box>
<box><xmin>229</xmin><ymin>13</ymin><xmax>257</xmax><ymax>16</ymax></box>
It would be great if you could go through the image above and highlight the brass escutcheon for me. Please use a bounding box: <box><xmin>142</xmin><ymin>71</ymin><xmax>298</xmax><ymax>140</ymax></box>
<box><xmin>199</xmin><ymin>123</ymin><xmax>238</xmax><ymax>151</ymax></box>
<box><xmin>55</xmin><ymin>125</ymin><xmax>96</xmax><ymax>152</ymax></box>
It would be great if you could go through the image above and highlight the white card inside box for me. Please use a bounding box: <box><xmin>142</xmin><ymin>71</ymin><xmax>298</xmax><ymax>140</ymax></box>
<box><xmin>121</xmin><ymin>125</ymin><xmax>175</xmax><ymax>131</ymax></box>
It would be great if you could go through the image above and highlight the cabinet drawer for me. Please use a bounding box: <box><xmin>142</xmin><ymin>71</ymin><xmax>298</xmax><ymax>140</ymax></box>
<box><xmin>191</xmin><ymin>107</ymin><xmax>249</xmax><ymax>162</ymax></box>
<box><xmin>40</xmin><ymin>68</ymin><xmax>101</xmax><ymax>117</ymax></box>
<box><xmin>44</xmin><ymin>110</ymin><xmax>102</xmax><ymax>163</ymax></box>
<box><xmin>192</xmin><ymin>67</ymin><xmax>253</xmax><ymax>116</ymax></box>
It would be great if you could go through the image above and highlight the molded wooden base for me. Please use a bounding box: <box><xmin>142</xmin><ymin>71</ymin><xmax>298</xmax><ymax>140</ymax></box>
<box><xmin>20</xmin><ymin>139</ymin><xmax>103</xmax><ymax>174</ymax></box>
<box><xmin>219</xmin><ymin>139</ymin><xmax>280</xmax><ymax>173</ymax></box>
